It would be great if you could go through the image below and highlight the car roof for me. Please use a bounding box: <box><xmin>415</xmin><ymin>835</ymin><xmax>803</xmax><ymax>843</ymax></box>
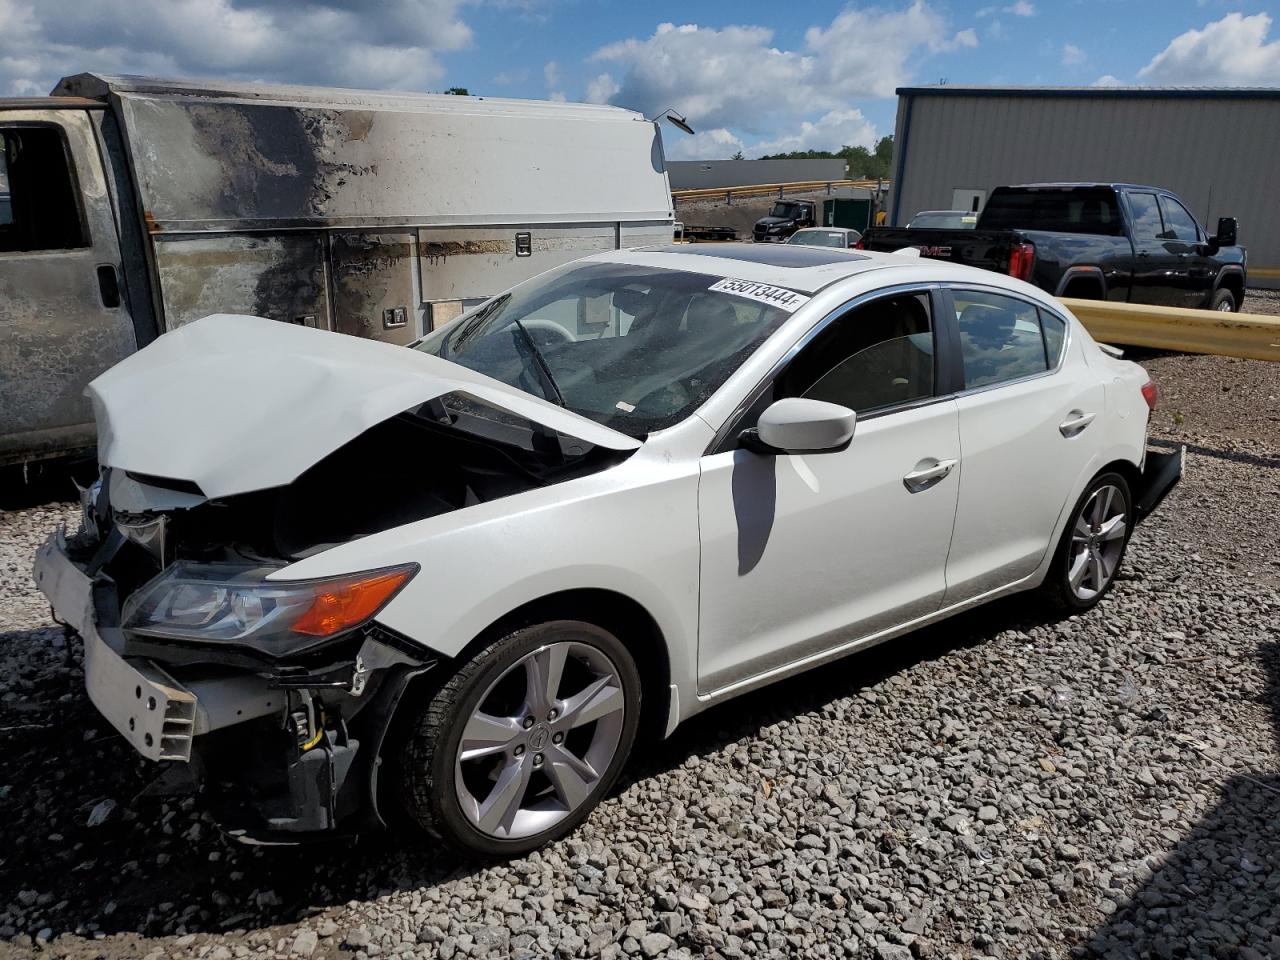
<box><xmin>584</xmin><ymin>244</ymin><xmax>1003</xmax><ymax>295</ymax></box>
<box><xmin>793</xmin><ymin>227</ymin><xmax>854</xmax><ymax>233</ymax></box>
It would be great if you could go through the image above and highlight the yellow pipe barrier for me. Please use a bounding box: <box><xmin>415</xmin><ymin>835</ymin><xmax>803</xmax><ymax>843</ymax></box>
<box><xmin>1060</xmin><ymin>298</ymin><xmax>1280</xmax><ymax>362</ymax></box>
<box><xmin>672</xmin><ymin>179</ymin><xmax>883</xmax><ymax>202</ymax></box>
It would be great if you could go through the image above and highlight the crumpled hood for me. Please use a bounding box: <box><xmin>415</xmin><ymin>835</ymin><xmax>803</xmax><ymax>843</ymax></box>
<box><xmin>88</xmin><ymin>314</ymin><xmax>640</xmax><ymax>500</ymax></box>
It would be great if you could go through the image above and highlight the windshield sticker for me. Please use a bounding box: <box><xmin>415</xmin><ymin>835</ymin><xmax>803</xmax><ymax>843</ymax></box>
<box><xmin>708</xmin><ymin>278</ymin><xmax>810</xmax><ymax>313</ymax></box>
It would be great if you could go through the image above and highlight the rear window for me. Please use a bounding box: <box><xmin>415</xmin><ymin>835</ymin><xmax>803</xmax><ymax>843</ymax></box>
<box><xmin>978</xmin><ymin>188</ymin><xmax>1123</xmax><ymax>236</ymax></box>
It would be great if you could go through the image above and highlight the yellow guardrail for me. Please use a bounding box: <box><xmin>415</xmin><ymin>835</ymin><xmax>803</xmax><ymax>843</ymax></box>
<box><xmin>672</xmin><ymin>179</ymin><xmax>884</xmax><ymax>202</ymax></box>
<box><xmin>1060</xmin><ymin>298</ymin><xmax>1280</xmax><ymax>362</ymax></box>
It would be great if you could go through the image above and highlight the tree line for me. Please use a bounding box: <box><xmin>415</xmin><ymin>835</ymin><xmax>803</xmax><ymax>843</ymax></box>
<box><xmin>753</xmin><ymin>135</ymin><xmax>894</xmax><ymax>181</ymax></box>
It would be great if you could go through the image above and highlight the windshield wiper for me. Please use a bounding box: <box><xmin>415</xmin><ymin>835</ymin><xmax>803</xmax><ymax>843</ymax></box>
<box><xmin>509</xmin><ymin>317</ymin><xmax>567</xmax><ymax>408</ymax></box>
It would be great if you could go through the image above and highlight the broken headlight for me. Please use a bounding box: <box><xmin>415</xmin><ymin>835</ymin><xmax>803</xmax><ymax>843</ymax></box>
<box><xmin>121</xmin><ymin>561</ymin><xmax>417</xmax><ymax>657</ymax></box>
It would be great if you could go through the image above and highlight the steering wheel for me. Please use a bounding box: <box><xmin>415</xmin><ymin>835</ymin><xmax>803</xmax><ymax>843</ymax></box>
<box><xmin>520</xmin><ymin>318</ymin><xmax>576</xmax><ymax>347</ymax></box>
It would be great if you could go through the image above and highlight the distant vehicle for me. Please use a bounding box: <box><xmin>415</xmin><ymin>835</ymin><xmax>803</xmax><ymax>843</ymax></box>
<box><xmin>753</xmin><ymin>199</ymin><xmax>817</xmax><ymax>242</ymax></box>
<box><xmin>860</xmin><ymin>184</ymin><xmax>1245</xmax><ymax>311</ymax></box>
<box><xmin>908</xmin><ymin>210</ymin><xmax>977</xmax><ymax>229</ymax></box>
<box><xmin>0</xmin><ymin>73</ymin><xmax>674</xmax><ymax>468</ymax></box>
<box><xmin>675</xmin><ymin>222</ymin><xmax>737</xmax><ymax>242</ymax></box>
<box><xmin>786</xmin><ymin>227</ymin><xmax>861</xmax><ymax>249</ymax></box>
<box><xmin>37</xmin><ymin>244</ymin><xmax>1180</xmax><ymax>852</ymax></box>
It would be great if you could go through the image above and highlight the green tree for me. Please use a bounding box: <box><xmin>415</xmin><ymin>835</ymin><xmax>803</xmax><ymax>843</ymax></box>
<box><xmin>757</xmin><ymin>135</ymin><xmax>894</xmax><ymax>180</ymax></box>
<box><xmin>731</xmin><ymin>150</ymin><xmax>745</xmax><ymax>160</ymax></box>
<box><xmin>444</xmin><ymin>87</ymin><xmax>470</xmax><ymax>96</ymax></box>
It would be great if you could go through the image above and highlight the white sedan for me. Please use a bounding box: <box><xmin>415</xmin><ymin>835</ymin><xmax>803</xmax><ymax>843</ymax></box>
<box><xmin>35</xmin><ymin>244</ymin><xmax>1181</xmax><ymax>855</ymax></box>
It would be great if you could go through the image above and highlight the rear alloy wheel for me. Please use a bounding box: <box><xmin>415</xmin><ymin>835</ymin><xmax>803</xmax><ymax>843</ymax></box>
<box><xmin>1041</xmin><ymin>472</ymin><xmax>1132</xmax><ymax>611</ymax></box>
<box><xmin>399</xmin><ymin>621</ymin><xmax>640</xmax><ymax>856</ymax></box>
<box><xmin>1209</xmin><ymin>288</ymin><xmax>1236</xmax><ymax>312</ymax></box>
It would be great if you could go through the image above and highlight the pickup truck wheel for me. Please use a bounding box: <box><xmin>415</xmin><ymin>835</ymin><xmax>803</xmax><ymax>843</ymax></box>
<box><xmin>399</xmin><ymin>620</ymin><xmax>640</xmax><ymax>857</ymax></box>
<box><xmin>1039</xmin><ymin>472</ymin><xmax>1132</xmax><ymax>612</ymax></box>
<box><xmin>1209</xmin><ymin>288</ymin><xmax>1237</xmax><ymax>312</ymax></box>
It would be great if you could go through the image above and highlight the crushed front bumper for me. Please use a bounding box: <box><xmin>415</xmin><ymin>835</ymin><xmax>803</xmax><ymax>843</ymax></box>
<box><xmin>32</xmin><ymin>527</ymin><xmax>436</xmax><ymax>839</ymax></box>
<box><xmin>1134</xmin><ymin>445</ymin><xmax>1185</xmax><ymax>523</ymax></box>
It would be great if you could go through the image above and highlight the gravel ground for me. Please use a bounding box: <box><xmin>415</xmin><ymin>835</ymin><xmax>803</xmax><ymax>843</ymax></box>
<box><xmin>1</xmin><ymin>348</ymin><xmax>1278</xmax><ymax>960</ymax></box>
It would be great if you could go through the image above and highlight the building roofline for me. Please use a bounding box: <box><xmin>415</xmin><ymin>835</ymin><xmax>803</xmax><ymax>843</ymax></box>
<box><xmin>896</xmin><ymin>85</ymin><xmax>1280</xmax><ymax>100</ymax></box>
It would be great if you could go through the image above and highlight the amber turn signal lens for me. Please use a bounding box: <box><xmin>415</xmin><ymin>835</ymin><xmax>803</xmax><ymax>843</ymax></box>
<box><xmin>291</xmin><ymin>566</ymin><xmax>416</xmax><ymax>637</ymax></box>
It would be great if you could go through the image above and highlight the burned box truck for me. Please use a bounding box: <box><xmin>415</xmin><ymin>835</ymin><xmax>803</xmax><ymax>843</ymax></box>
<box><xmin>0</xmin><ymin>73</ymin><xmax>675</xmax><ymax>466</ymax></box>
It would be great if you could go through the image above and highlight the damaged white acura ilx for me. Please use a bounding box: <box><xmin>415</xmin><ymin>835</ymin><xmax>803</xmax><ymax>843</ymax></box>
<box><xmin>35</xmin><ymin>245</ymin><xmax>1181</xmax><ymax>855</ymax></box>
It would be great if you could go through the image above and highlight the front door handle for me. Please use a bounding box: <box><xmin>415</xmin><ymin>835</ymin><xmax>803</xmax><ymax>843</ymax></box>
<box><xmin>1059</xmin><ymin>411</ymin><xmax>1097</xmax><ymax>437</ymax></box>
<box><xmin>903</xmin><ymin>458</ymin><xmax>958</xmax><ymax>493</ymax></box>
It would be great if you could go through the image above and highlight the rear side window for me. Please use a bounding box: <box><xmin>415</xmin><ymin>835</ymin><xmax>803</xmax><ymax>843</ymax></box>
<box><xmin>978</xmin><ymin>188</ymin><xmax>1122</xmax><ymax>236</ymax></box>
<box><xmin>1158</xmin><ymin>196</ymin><xmax>1199</xmax><ymax>241</ymax></box>
<box><xmin>1127</xmin><ymin>193</ymin><xmax>1164</xmax><ymax>239</ymax></box>
<box><xmin>953</xmin><ymin>290</ymin><xmax>1061</xmax><ymax>389</ymax></box>
<box><xmin>0</xmin><ymin>126</ymin><xmax>88</xmax><ymax>253</ymax></box>
<box><xmin>776</xmin><ymin>293</ymin><xmax>934</xmax><ymax>414</ymax></box>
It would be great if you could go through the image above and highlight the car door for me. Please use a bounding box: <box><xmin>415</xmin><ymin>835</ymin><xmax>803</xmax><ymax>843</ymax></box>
<box><xmin>0</xmin><ymin>109</ymin><xmax>138</xmax><ymax>463</ymax></box>
<box><xmin>1121</xmin><ymin>190</ymin><xmax>1180</xmax><ymax>306</ymax></box>
<box><xmin>1157</xmin><ymin>194</ymin><xmax>1213</xmax><ymax>309</ymax></box>
<box><xmin>943</xmin><ymin>286</ymin><xmax>1106</xmax><ymax>603</ymax></box>
<box><xmin>696</xmin><ymin>287</ymin><xmax>962</xmax><ymax>695</ymax></box>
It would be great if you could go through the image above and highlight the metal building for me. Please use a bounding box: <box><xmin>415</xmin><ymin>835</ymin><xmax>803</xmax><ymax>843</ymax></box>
<box><xmin>668</xmin><ymin>158</ymin><xmax>847</xmax><ymax>190</ymax></box>
<box><xmin>887</xmin><ymin>86</ymin><xmax>1280</xmax><ymax>288</ymax></box>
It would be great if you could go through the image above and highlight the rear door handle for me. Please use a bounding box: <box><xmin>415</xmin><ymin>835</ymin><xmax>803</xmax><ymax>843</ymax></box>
<box><xmin>1059</xmin><ymin>411</ymin><xmax>1096</xmax><ymax>437</ymax></box>
<box><xmin>903</xmin><ymin>458</ymin><xmax>958</xmax><ymax>493</ymax></box>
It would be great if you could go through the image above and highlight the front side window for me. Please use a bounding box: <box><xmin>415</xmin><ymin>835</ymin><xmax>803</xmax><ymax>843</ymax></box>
<box><xmin>775</xmin><ymin>293</ymin><xmax>934</xmax><ymax>415</ymax></box>
<box><xmin>953</xmin><ymin>290</ymin><xmax>1055</xmax><ymax>389</ymax></box>
<box><xmin>1158</xmin><ymin>196</ymin><xmax>1199</xmax><ymax>242</ymax></box>
<box><xmin>0</xmin><ymin>127</ymin><xmax>88</xmax><ymax>254</ymax></box>
<box><xmin>416</xmin><ymin>262</ymin><xmax>800</xmax><ymax>437</ymax></box>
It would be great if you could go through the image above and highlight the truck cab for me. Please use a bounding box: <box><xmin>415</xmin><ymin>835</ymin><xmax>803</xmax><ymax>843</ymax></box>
<box><xmin>753</xmin><ymin>200</ymin><xmax>817</xmax><ymax>243</ymax></box>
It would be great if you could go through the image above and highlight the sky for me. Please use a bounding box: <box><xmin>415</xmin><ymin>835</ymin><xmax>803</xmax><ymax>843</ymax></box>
<box><xmin>2</xmin><ymin>0</ymin><xmax>1279</xmax><ymax>160</ymax></box>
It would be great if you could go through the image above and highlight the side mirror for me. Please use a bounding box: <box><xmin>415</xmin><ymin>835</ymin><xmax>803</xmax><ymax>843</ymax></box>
<box><xmin>1212</xmin><ymin>216</ymin><xmax>1238</xmax><ymax>248</ymax></box>
<box><xmin>744</xmin><ymin>398</ymin><xmax>857</xmax><ymax>454</ymax></box>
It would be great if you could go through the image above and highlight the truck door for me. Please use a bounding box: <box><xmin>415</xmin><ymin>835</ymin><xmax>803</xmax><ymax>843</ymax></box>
<box><xmin>0</xmin><ymin>109</ymin><xmax>137</xmax><ymax>465</ymax></box>
<box><xmin>1157</xmin><ymin>194</ymin><xmax>1214</xmax><ymax>309</ymax></box>
<box><xmin>1121</xmin><ymin>190</ymin><xmax>1180</xmax><ymax>307</ymax></box>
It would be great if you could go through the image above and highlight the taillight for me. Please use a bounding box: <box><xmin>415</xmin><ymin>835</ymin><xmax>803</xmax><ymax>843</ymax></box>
<box><xmin>1141</xmin><ymin>379</ymin><xmax>1158</xmax><ymax>411</ymax></box>
<box><xmin>1007</xmin><ymin>242</ymin><xmax>1035</xmax><ymax>282</ymax></box>
<box><xmin>854</xmin><ymin>237</ymin><xmax>866</xmax><ymax>250</ymax></box>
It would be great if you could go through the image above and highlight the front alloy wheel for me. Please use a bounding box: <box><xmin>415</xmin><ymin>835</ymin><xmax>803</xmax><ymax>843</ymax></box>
<box><xmin>399</xmin><ymin>620</ymin><xmax>640</xmax><ymax>856</ymax></box>
<box><xmin>455</xmin><ymin>641</ymin><xmax>626</xmax><ymax>840</ymax></box>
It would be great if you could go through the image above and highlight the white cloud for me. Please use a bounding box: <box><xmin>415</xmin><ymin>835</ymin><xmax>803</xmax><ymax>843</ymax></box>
<box><xmin>1138</xmin><ymin>11</ymin><xmax>1280</xmax><ymax>84</ymax></box>
<box><xmin>977</xmin><ymin>2</ymin><xmax>1034</xmax><ymax>17</ymax></box>
<box><xmin>492</xmin><ymin>69</ymin><xmax>529</xmax><ymax>86</ymax></box>
<box><xmin>0</xmin><ymin>0</ymin><xmax>473</xmax><ymax>96</ymax></box>
<box><xmin>592</xmin><ymin>3</ymin><xmax>975</xmax><ymax>136</ymax></box>
<box><xmin>584</xmin><ymin>72</ymin><xmax>619</xmax><ymax>104</ymax></box>
<box><xmin>1062</xmin><ymin>42</ymin><xmax>1086</xmax><ymax>65</ymax></box>
<box><xmin>749</xmin><ymin>108</ymin><xmax>876</xmax><ymax>157</ymax></box>
<box><xmin>1092</xmin><ymin>74</ymin><xmax>1123</xmax><ymax>87</ymax></box>
<box><xmin>662</xmin><ymin>127</ymin><xmax>745</xmax><ymax>162</ymax></box>
<box><xmin>542</xmin><ymin>59</ymin><xmax>564</xmax><ymax>101</ymax></box>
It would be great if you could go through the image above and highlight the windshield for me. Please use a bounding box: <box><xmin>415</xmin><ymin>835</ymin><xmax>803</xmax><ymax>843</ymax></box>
<box><xmin>416</xmin><ymin>262</ymin><xmax>802</xmax><ymax>438</ymax></box>
<box><xmin>769</xmin><ymin>202</ymin><xmax>804</xmax><ymax>219</ymax></box>
<box><xmin>908</xmin><ymin>212</ymin><xmax>976</xmax><ymax>229</ymax></box>
<box><xmin>789</xmin><ymin>230</ymin><xmax>847</xmax><ymax>248</ymax></box>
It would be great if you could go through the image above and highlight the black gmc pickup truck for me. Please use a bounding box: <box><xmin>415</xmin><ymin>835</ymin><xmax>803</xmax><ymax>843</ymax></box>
<box><xmin>860</xmin><ymin>184</ymin><xmax>1247</xmax><ymax>311</ymax></box>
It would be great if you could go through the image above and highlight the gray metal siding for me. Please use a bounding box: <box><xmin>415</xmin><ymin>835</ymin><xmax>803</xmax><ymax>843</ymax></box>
<box><xmin>891</xmin><ymin>92</ymin><xmax>1280</xmax><ymax>288</ymax></box>
<box><xmin>668</xmin><ymin>159</ymin><xmax>848</xmax><ymax>190</ymax></box>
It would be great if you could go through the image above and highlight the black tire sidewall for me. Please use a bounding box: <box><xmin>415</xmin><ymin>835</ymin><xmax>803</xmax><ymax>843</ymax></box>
<box><xmin>1049</xmin><ymin>471</ymin><xmax>1133</xmax><ymax>612</ymax></box>
<box><xmin>1210</xmin><ymin>288</ymin><xmax>1236</xmax><ymax>312</ymax></box>
<box><xmin>404</xmin><ymin>620</ymin><xmax>641</xmax><ymax>857</ymax></box>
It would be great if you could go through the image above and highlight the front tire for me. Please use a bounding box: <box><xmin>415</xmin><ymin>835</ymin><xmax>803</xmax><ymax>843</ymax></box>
<box><xmin>1040</xmin><ymin>472</ymin><xmax>1133</xmax><ymax>612</ymax></box>
<box><xmin>1209</xmin><ymin>288</ymin><xmax>1237</xmax><ymax>312</ymax></box>
<box><xmin>398</xmin><ymin>620</ymin><xmax>641</xmax><ymax>857</ymax></box>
